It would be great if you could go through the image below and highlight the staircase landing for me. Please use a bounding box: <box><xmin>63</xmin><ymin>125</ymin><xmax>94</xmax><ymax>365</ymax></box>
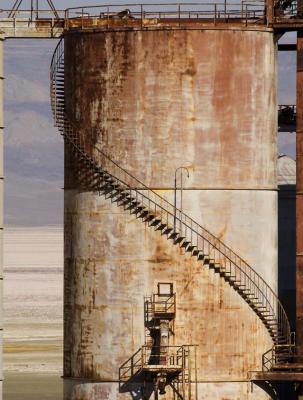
<box><xmin>249</xmin><ymin>370</ymin><xmax>303</xmax><ymax>381</ymax></box>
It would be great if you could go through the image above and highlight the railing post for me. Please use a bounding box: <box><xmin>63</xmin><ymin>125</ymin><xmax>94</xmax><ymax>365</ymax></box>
<box><xmin>241</xmin><ymin>1</ymin><xmax>243</xmax><ymax>22</ymax></box>
<box><xmin>141</xmin><ymin>4</ymin><xmax>143</xmax><ymax>29</ymax></box>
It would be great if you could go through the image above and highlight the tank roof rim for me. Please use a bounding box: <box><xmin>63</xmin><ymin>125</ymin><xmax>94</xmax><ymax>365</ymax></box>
<box><xmin>64</xmin><ymin>25</ymin><xmax>274</xmax><ymax>34</ymax></box>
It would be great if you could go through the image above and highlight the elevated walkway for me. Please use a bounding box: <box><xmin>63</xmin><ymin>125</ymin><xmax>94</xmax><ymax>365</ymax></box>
<box><xmin>0</xmin><ymin>17</ymin><xmax>64</xmax><ymax>38</ymax></box>
<box><xmin>0</xmin><ymin>1</ymin><xmax>65</xmax><ymax>38</ymax></box>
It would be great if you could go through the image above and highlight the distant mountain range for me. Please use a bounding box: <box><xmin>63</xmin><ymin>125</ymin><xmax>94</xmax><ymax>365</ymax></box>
<box><xmin>4</xmin><ymin>40</ymin><xmax>63</xmax><ymax>226</ymax></box>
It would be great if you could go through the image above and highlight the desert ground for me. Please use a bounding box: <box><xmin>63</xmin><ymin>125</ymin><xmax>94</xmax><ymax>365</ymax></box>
<box><xmin>3</xmin><ymin>226</ymin><xmax>63</xmax><ymax>399</ymax></box>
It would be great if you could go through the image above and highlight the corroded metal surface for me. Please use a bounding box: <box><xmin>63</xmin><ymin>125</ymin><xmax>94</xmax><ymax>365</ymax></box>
<box><xmin>297</xmin><ymin>31</ymin><xmax>303</xmax><ymax>356</ymax></box>
<box><xmin>64</xmin><ymin>26</ymin><xmax>276</xmax><ymax>399</ymax></box>
<box><xmin>65</xmin><ymin>29</ymin><xmax>276</xmax><ymax>190</ymax></box>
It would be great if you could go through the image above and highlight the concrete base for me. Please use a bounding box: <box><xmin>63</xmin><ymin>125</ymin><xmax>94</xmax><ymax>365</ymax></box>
<box><xmin>64</xmin><ymin>379</ymin><xmax>272</xmax><ymax>400</ymax></box>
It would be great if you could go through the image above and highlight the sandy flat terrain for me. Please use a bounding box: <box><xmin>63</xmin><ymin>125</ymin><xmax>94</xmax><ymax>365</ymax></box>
<box><xmin>3</xmin><ymin>225</ymin><xmax>63</xmax><ymax>398</ymax></box>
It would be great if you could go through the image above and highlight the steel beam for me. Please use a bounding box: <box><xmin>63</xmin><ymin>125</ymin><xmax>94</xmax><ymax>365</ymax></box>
<box><xmin>278</xmin><ymin>44</ymin><xmax>297</xmax><ymax>51</ymax></box>
<box><xmin>297</xmin><ymin>31</ymin><xmax>303</xmax><ymax>400</ymax></box>
<box><xmin>297</xmin><ymin>30</ymin><xmax>303</xmax><ymax>350</ymax></box>
<box><xmin>0</xmin><ymin>33</ymin><xmax>4</xmax><ymax>400</ymax></box>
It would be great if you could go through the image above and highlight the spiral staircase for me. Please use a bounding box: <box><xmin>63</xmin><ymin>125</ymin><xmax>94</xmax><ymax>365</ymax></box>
<box><xmin>50</xmin><ymin>38</ymin><xmax>291</xmax><ymax>372</ymax></box>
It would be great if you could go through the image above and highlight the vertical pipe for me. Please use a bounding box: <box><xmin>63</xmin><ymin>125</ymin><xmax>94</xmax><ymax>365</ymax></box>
<box><xmin>297</xmin><ymin>31</ymin><xmax>303</xmax><ymax>359</ymax></box>
<box><xmin>30</xmin><ymin>0</ymin><xmax>34</xmax><ymax>21</ymax></box>
<box><xmin>174</xmin><ymin>172</ymin><xmax>177</xmax><ymax>232</ymax></box>
<box><xmin>266</xmin><ymin>0</ymin><xmax>274</xmax><ymax>25</ymax></box>
<box><xmin>297</xmin><ymin>35</ymin><xmax>303</xmax><ymax>400</ymax></box>
<box><xmin>0</xmin><ymin>34</ymin><xmax>4</xmax><ymax>400</ymax></box>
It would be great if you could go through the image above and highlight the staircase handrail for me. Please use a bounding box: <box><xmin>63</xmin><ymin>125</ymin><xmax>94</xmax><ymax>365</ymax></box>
<box><xmin>50</xmin><ymin>38</ymin><xmax>291</xmax><ymax>345</ymax></box>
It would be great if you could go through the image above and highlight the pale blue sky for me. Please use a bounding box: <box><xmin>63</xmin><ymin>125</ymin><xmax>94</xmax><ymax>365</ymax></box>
<box><xmin>2</xmin><ymin>0</ymin><xmax>297</xmax><ymax>225</ymax></box>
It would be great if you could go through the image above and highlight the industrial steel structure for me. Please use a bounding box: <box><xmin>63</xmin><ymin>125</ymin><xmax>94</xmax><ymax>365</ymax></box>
<box><xmin>0</xmin><ymin>0</ymin><xmax>303</xmax><ymax>399</ymax></box>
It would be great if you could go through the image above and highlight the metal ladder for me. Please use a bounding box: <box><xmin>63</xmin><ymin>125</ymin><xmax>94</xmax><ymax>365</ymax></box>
<box><xmin>50</xmin><ymin>38</ymin><xmax>291</xmax><ymax>364</ymax></box>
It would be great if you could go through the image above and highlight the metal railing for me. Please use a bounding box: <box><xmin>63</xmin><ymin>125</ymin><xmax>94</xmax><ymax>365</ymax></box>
<box><xmin>0</xmin><ymin>8</ymin><xmax>65</xmax><ymax>20</ymax></box>
<box><xmin>274</xmin><ymin>0</ymin><xmax>300</xmax><ymax>17</ymax></box>
<box><xmin>262</xmin><ymin>342</ymin><xmax>300</xmax><ymax>371</ymax></box>
<box><xmin>144</xmin><ymin>293</ymin><xmax>176</xmax><ymax>323</ymax></box>
<box><xmin>50</xmin><ymin>38</ymin><xmax>291</xmax><ymax>352</ymax></box>
<box><xmin>0</xmin><ymin>8</ymin><xmax>65</xmax><ymax>38</ymax></box>
<box><xmin>4</xmin><ymin>1</ymin><xmax>303</xmax><ymax>31</ymax></box>
<box><xmin>119</xmin><ymin>345</ymin><xmax>191</xmax><ymax>382</ymax></box>
<box><xmin>270</xmin><ymin>0</ymin><xmax>303</xmax><ymax>22</ymax></box>
<box><xmin>64</xmin><ymin>2</ymin><xmax>266</xmax><ymax>28</ymax></box>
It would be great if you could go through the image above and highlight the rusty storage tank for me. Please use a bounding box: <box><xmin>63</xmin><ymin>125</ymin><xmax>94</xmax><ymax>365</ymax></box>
<box><xmin>61</xmin><ymin>7</ymin><xmax>278</xmax><ymax>400</ymax></box>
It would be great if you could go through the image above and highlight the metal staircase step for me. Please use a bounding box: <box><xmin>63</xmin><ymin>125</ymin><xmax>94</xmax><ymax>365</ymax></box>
<box><xmin>155</xmin><ymin>223</ymin><xmax>167</xmax><ymax>231</ymax></box>
<box><xmin>131</xmin><ymin>206</ymin><xmax>146</xmax><ymax>215</ymax></box>
<box><xmin>238</xmin><ymin>288</ymin><xmax>252</xmax><ymax>293</ymax></box>
<box><xmin>254</xmin><ymin>306</ymin><xmax>268</xmax><ymax>310</ymax></box>
<box><xmin>163</xmin><ymin>227</ymin><xmax>173</xmax><ymax>235</ymax></box>
<box><xmin>228</xmin><ymin>277</ymin><xmax>241</xmax><ymax>284</ymax></box>
<box><xmin>248</xmin><ymin>302</ymin><xmax>262</xmax><ymax>309</ymax></box>
<box><xmin>150</xmin><ymin>218</ymin><xmax>161</xmax><ymax>227</ymax></box>
<box><xmin>113</xmin><ymin>193</ymin><xmax>130</xmax><ymax>203</ymax></box>
<box><xmin>197</xmin><ymin>252</ymin><xmax>205</xmax><ymax>260</ymax></box>
<box><xmin>125</xmin><ymin>201</ymin><xmax>140</xmax><ymax>210</ymax></box>
<box><xmin>143</xmin><ymin>215</ymin><xmax>156</xmax><ymax>223</ymax></box>
<box><xmin>103</xmin><ymin>176</ymin><xmax>115</xmax><ymax>184</ymax></box>
<box><xmin>121</xmin><ymin>199</ymin><xmax>132</xmax><ymax>207</ymax></box>
<box><xmin>186</xmin><ymin>245</ymin><xmax>196</xmax><ymax>252</ymax></box>
<box><xmin>105</xmin><ymin>190</ymin><xmax>121</xmax><ymax>200</ymax></box>
<box><xmin>137</xmin><ymin>210</ymin><xmax>149</xmax><ymax>218</ymax></box>
<box><xmin>102</xmin><ymin>186</ymin><xmax>118</xmax><ymax>196</ymax></box>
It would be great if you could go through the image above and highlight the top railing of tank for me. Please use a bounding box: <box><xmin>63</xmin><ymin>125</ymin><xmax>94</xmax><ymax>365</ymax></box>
<box><xmin>63</xmin><ymin>2</ymin><xmax>266</xmax><ymax>27</ymax></box>
<box><xmin>0</xmin><ymin>1</ymin><xmax>302</xmax><ymax>30</ymax></box>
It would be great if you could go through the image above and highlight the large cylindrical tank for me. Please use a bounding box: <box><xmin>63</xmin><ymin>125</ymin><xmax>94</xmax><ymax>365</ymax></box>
<box><xmin>63</xmin><ymin>26</ymin><xmax>277</xmax><ymax>400</ymax></box>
